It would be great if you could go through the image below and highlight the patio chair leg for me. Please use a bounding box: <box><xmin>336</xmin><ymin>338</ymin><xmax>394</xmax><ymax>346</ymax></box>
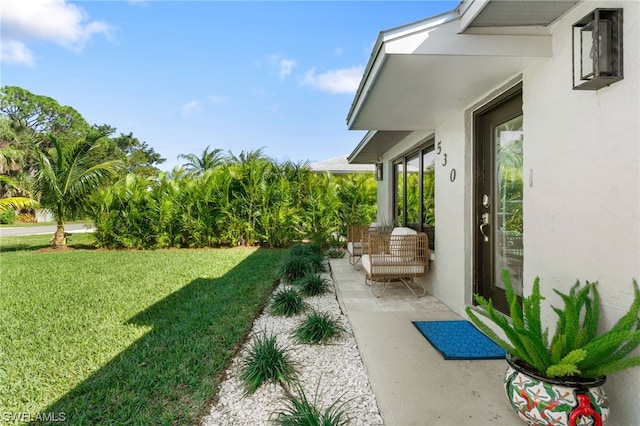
<box><xmin>399</xmin><ymin>277</ymin><xmax>426</xmax><ymax>297</ymax></box>
<box><xmin>350</xmin><ymin>255</ymin><xmax>362</xmax><ymax>270</ymax></box>
<box><xmin>370</xmin><ymin>279</ymin><xmax>390</xmax><ymax>298</ymax></box>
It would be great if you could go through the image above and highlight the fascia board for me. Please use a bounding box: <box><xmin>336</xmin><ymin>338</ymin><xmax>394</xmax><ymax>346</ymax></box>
<box><xmin>459</xmin><ymin>0</ymin><xmax>490</xmax><ymax>32</ymax></box>
<box><xmin>347</xmin><ymin>131</ymin><xmax>377</xmax><ymax>163</ymax></box>
<box><xmin>347</xmin><ymin>40</ymin><xmax>387</xmax><ymax>130</ymax></box>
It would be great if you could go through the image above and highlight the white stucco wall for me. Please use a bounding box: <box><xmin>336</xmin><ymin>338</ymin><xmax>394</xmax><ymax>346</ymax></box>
<box><xmin>376</xmin><ymin>1</ymin><xmax>639</xmax><ymax>422</ymax></box>
<box><xmin>523</xmin><ymin>2</ymin><xmax>640</xmax><ymax>423</ymax></box>
<box><xmin>436</xmin><ymin>112</ymin><xmax>471</xmax><ymax>313</ymax></box>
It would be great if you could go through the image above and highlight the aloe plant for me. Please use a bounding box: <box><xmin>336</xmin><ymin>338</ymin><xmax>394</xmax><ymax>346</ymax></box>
<box><xmin>466</xmin><ymin>270</ymin><xmax>640</xmax><ymax>379</ymax></box>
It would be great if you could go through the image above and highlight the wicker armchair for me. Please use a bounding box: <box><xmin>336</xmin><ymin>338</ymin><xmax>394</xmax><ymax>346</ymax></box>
<box><xmin>361</xmin><ymin>228</ymin><xmax>429</xmax><ymax>297</ymax></box>
<box><xmin>346</xmin><ymin>224</ymin><xmax>371</xmax><ymax>266</ymax></box>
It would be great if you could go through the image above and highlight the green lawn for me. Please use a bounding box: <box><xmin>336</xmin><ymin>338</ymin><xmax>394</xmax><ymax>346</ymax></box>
<box><xmin>0</xmin><ymin>235</ymin><xmax>285</xmax><ymax>425</ymax></box>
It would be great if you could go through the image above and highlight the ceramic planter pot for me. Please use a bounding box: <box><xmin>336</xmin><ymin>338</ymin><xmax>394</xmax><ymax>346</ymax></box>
<box><xmin>504</xmin><ymin>355</ymin><xmax>609</xmax><ymax>426</ymax></box>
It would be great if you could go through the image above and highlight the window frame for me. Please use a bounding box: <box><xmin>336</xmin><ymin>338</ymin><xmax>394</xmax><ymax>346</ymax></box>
<box><xmin>393</xmin><ymin>140</ymin><xmax>436</xmax><ymax>249</ymax></box>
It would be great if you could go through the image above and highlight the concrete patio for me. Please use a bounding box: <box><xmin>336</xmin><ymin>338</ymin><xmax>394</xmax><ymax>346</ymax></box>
<box><xmin>329</xmin><ymin>256</ymin><xmax>523</xmax><ymax>426</ymax></box>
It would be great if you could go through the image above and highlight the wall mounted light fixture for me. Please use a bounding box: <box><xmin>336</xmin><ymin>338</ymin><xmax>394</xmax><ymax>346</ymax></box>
<box><xmin>375</xmin><ymin>163</ymin><xmax>383</xmax><ymax>181</ymax></box>
<box><xmin>572</xmin><ymin>8</ymin><xmax>623</xmax><ymax>90</ymax></box>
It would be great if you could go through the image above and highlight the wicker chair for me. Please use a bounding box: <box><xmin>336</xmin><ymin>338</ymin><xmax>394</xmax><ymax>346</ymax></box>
<box><xmin>361</xmin><ymin>228</ymin><xmax>429</xmax><ymax>297</ymax></box>
<box><xmin>346</xmin><ymin>224</ymin><xmax>371</xmax><ymax>266</ymax></box>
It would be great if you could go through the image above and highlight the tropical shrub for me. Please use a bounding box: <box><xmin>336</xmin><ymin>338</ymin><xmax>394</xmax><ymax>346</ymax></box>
<box><xmin>0</xmin><ymin>208</ymin><xmax>16</xmax><ymax>224</ymax></box>
<box><xmin>86</xmin><ymin>152</ymin><xmax>378</xmax><ymax>249</ymax></box>
<box><xmin>301</xmin><ymin>173</ymin><xmax>342</xmax><ymax>247</ymax></box>
<box><xmin>326</xmin><ymin>246</ymin><xmax>345</xmax><ymax>259</ymax></box>
<box><xmin>336</xmin><ymin>173</ymin><xmax>377</xmax><ymax>235</ymax></box>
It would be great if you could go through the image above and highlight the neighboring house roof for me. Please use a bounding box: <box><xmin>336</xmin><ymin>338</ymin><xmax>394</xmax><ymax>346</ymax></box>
<box><xmin>309</xmin><ymin>155</ymin><xmax>375</xmax><ymax>174</ymax></box>
<box><xmin>346</xmin><ymin>0</ymin><xmax>579</xmax><ymax>164</ymax></box>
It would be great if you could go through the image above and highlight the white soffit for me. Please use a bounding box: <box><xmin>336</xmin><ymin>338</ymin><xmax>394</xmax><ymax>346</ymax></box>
<box><xmin>347</xmin><ymin>130</ymin><xmax>413</xmax><ymax>164</ymax></box>
<box><xmin>465</xmin><ymin>0</ymin><xmax>580</xmax><ymax>29</ymax></box>
<box><xmin>346</xmin><ymin>7</ymin><xmax>554</xmax><ymax>131</ymax></box>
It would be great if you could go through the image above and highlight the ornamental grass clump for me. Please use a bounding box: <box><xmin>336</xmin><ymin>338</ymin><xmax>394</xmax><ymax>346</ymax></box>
<box><xmin>240</xmin><ymin>331</ymin><xmax>298</xmax><ymax>395</ymax></box>
<box><xmin>278</xmin><ymin>253</ymin><xmax>314</xmax><ymax>282</ymax></box>
<box><xmin>278</xmin><ymin>246</ymin><xmax>326</xmax><ymax>283</ymax></box>
<box><xmin>296</xmin><ymin>273</ymin><xmax>330</xmax><ymax>297</ymax></box>
<box><xmin>272</xmin><ymin>381</ymin><xmax>351</xmax><ymax>426</ymax></box>
<box><xmin>466</xmin><ymin>270</ymin><xmax>640</xmax><ymax>379</ymax></box>
<box><xmin>271</xmin><ymin>288</ymin><xmax>307</xmax><ymax>317</ymax></box>
<box><xmin>290</xmin><ymin>242</ymin><xmax>323</xmax><ymax>258</ymax></box>
<box><xmin>294</xmin><ymin>311</ymin><xmax>346</xmax><ymax>345</ymax></box>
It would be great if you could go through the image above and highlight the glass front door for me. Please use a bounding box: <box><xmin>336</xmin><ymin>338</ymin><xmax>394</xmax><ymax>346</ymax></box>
<box><xmin>474</xmin><ymin>87</ymin><xmax>523</xmax><ymax>314</ymax></box>
<box><xmin>494</xmin><ymin>115</ymin><xmax>524</xmax><ymax>293</ymax></box>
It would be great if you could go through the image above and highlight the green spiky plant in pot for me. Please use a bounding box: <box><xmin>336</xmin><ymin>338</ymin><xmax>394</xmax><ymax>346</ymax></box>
<box><xmin>466</xmin><ymin>270</ymin><xmax>640</xmax><ymax>426</ymax></box>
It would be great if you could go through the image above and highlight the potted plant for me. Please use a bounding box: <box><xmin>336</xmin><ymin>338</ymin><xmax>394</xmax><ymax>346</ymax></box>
<box><xmin>466</xmin><ymin>270</ymin><xmax>640</xmax><ymax>426</ymax></box>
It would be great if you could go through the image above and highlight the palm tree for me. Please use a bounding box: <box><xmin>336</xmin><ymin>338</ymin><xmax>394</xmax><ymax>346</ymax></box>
<box><xmin>227</xmin><ymin>147</ymin><xmax>269</xmax><ymax>165</ymax></box>
<box><xmin>33</xmin><ymin>134</ymin><xmax>124</xmax><ymax>247</ymax></box>
<box><xmin>177</xmin><ymin>145</ymin><xmax>226</xmax><ymax>176</ymax></box>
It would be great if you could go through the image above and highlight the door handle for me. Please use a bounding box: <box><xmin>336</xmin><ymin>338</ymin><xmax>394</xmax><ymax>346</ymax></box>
<box><xmin>480</xmin><ymin>213</ymin><xmax>490</xmax><ymax>242</ymax></box>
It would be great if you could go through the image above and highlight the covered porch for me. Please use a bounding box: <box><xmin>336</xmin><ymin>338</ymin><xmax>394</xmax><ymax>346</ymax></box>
<box><xmin>329</xmin><ymin>256</ymin><xmax>522</xmax><ymax>425</ymax></box>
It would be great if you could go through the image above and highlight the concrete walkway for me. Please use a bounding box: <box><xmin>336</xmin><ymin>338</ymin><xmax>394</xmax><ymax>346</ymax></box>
<box><xmin>329</xmin><ymin>257</ymin><xmax>522</xmax><ymax>426</ymax></box>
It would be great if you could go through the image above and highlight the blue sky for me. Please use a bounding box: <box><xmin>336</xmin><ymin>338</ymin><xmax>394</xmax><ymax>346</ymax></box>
<box><xmin>1</xmin><ymin>0</ymin><xmax>459</xmax><ymax>171</ymax></box>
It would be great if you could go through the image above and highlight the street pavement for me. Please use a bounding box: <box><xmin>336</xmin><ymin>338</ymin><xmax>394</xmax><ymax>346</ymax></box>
<box><xmin>0</xmin><ymin>223</ymin><xmax>94</xmax><ymax>237</ymax></box>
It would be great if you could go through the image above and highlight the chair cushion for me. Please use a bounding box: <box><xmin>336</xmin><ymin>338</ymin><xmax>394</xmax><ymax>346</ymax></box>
<box><xmin>362</xmin><ymin>254</ymin><xmax>372</xmax><ymax>274</ymax></box>
<box><xmin>390</xmin><ymin>227</ymin><xmax>417</xmax><ymax>257</ymax></box>
<box><xmin>362</xmin><ymin>254</ymin><xmax>425</xmax><ymax>277</ymax></box>
<box><xmin>391</xmin><ymin>227</ymin><xmax>417</xmax><ymax>236</ymax></box>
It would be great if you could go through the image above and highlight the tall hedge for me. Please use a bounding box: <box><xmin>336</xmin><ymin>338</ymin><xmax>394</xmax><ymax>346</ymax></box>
<box><xmin>86</xmin><ymin>161</ymin><xmax>376</xmax><ymax>249</ymax></box>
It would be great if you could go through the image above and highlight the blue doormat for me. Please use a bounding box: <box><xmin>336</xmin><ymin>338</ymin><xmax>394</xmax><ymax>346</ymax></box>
<box><xmin>412</xmin><ymin>320</ymin><xmax>506</xmax><ymax>360</ymax></box>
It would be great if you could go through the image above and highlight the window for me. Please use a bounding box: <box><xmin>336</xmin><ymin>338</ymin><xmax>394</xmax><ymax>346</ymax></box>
<box><xmin>394</xmin><ymin>142</ymin><xmax>436</xmax><ymax>249</ymax></box>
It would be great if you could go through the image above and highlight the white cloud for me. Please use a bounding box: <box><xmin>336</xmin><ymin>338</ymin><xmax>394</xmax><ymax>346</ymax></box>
<box><xmin>300</xmin><ymin>65</ymin><xmax>364</xmax><ymax>94</ymax></box>
<box><xmin>0</xmin><ymin>0</ymin><xmax>112</xmax><ymax>65</ymax></box>
<box><xmin>267</xmin><ymin>54</ymin><xmax>296</xmax><ymax>80</ymax></box>
<box><xmin>278</xmin><ymin>59</ymin><xmax>296</xmax><ymax>80</ymax></box>
<box><xmin>0</xmin><ymin>40</ymin><xmax>34</xmax><ymax>66</ymax></box>
<box><xmin>180</xmin><ymin>100</ymin><xmax>201</xmax><ymax>116</ymax></box>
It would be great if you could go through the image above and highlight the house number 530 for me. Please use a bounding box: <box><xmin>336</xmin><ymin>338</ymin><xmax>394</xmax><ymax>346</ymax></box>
<box><xmin>436</xmin><ymin>141</ymin><xmax>455</xmax><ymax>182</ymax></box>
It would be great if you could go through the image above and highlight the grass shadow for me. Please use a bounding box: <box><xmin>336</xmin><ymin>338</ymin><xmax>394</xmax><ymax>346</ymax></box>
<box><xmin>39</xmin><ymin>248</ymin><xmax>283</xmax><ymax>425</ymax></box>
<box><xmin>0</xmin><ymin>242</ymin><xmax>51</xmax><ymax>253</ymax></box>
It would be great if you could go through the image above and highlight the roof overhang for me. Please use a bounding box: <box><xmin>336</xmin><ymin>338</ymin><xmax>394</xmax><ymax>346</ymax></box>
<box><xmin>347</xmin><ymin>1</ymin><xmax>580</xmax><ymax>163</ymax></box>
<box><xmin>347</xmin><ymin>12</ymin><xmax>552</xmax><ymax>132</ymax></box>
<box><xmin>347</xmin><ymin>130</ymin><xmax>412</xmax><ymax>164</ymax></box>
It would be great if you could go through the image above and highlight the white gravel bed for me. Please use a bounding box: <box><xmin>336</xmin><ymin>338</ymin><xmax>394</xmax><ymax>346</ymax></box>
<box><xmin>201</xmin><ymin>265</ymin><xmax>383</xmax><ymax>426</ymax></box>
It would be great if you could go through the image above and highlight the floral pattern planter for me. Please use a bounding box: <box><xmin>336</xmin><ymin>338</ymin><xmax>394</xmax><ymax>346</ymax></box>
<box><xmin>504</xmin><ymin>356</ymin><xmax>609</xmax><ymax>426</ymax></box>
